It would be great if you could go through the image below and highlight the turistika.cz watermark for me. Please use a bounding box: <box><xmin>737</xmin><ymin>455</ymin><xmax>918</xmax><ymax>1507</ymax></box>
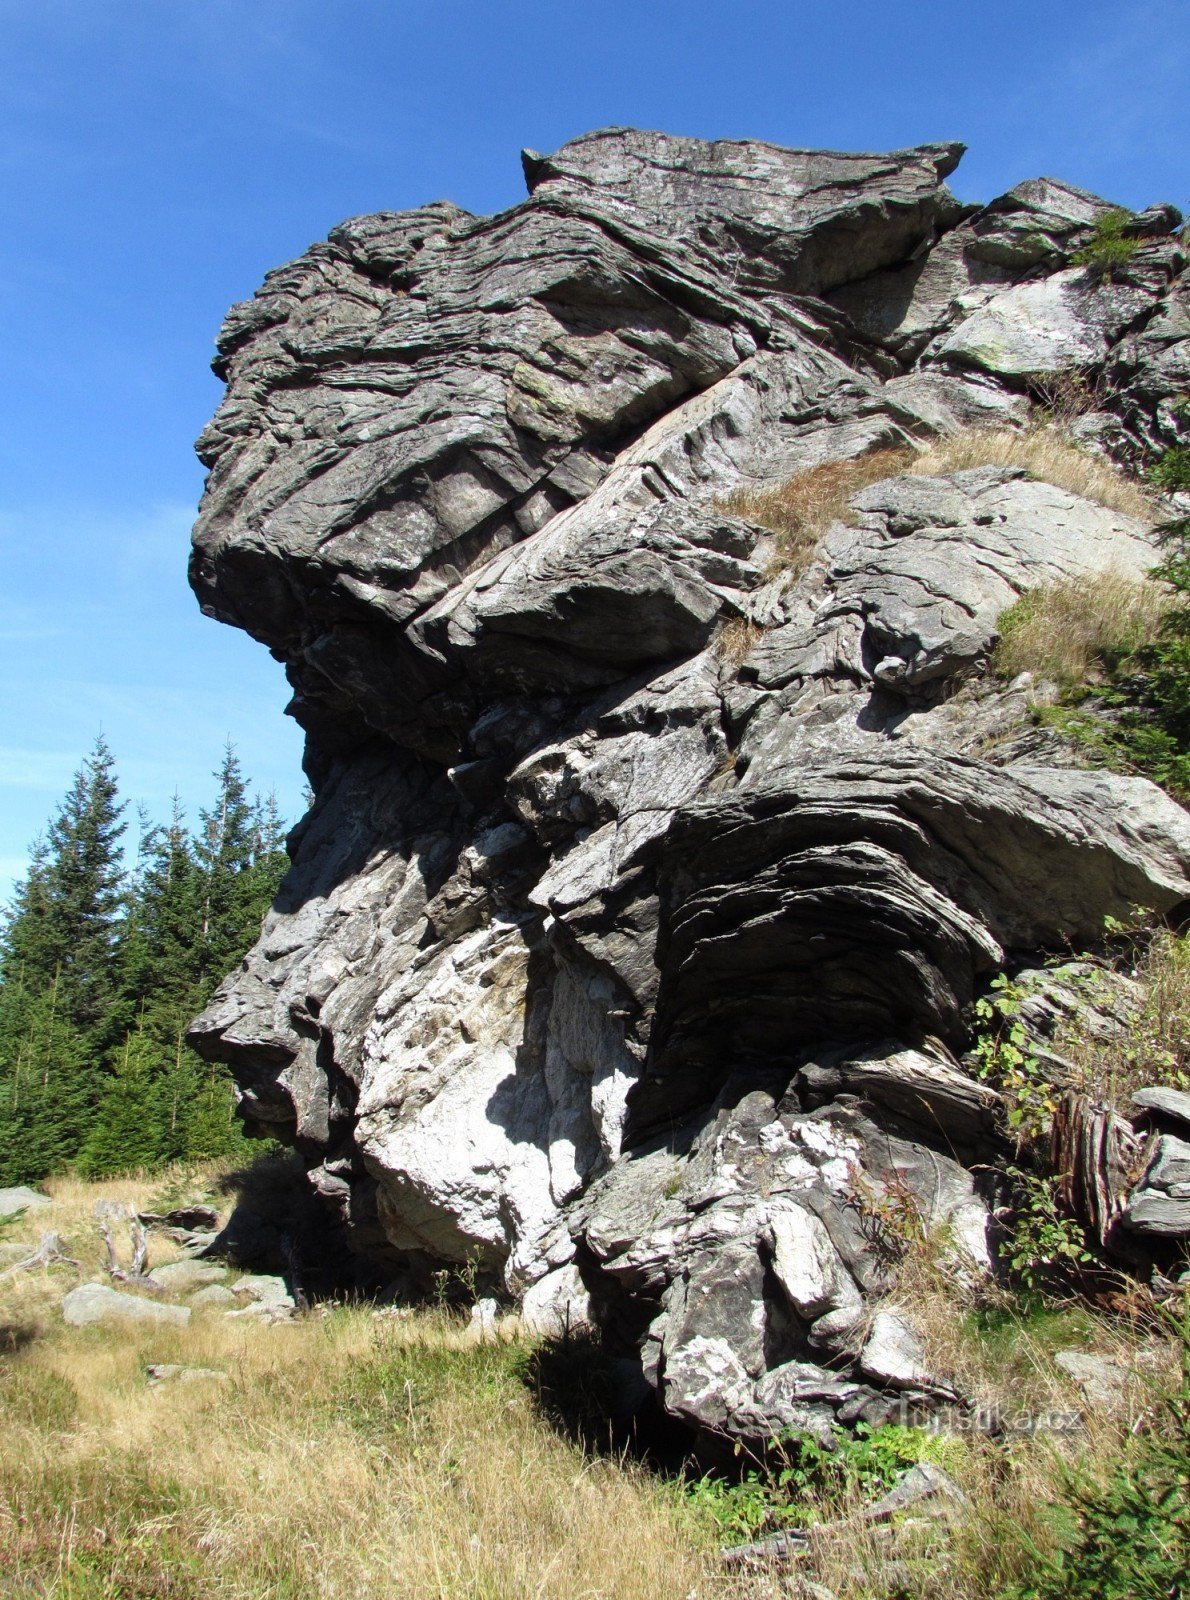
<box><xmin>892</xmin><ymin>1399</ymin><xmax>1082</xmax><ymax>1435</ymax></box>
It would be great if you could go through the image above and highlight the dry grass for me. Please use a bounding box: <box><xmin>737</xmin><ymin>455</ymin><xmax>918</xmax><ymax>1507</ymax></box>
<box><xmin>714</xmin><ymin>616</ymin><xmax>764</xmax><ymax>666</ymax></box>
<box><xmin>720</xmin><ymin>448</ymin><xmax>915</xmax><ymax>578</ymax></box>
<box><xmin>913</xmin><ymin>427</ymin><xmax>1154</xmax><ymax>521</ymax></box>
<box><xmin>839</xmin><ymin>1231</ymin><xmax>1186</xmax><ymax>1600</ymax></box>
<box><xmin>0</xmin><ymin>1172</ymin><xmax>740</xmax><ymax>1600</ymax></box>
<box><xmin>3</xmin><ymin>1169</ymin><xmax>1184</xmax><ymax>1600</ymax></box>
<box><xmin>1056</xmin><ymin>929</ymin><xmax>1190</xmax><ymax>1107</ymax></box>
<box><xmin>721</xmin><ymin>426</ymin><xmax>1153</xmax><ymax>591</ymax></box>
<box><xmin>992</xmin><ymin>570</ymin><xmax>1168</xmax><ymax>689</ymax></box>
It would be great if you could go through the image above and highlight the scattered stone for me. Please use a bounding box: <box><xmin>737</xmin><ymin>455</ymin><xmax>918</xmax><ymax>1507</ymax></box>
<box><xmin>860</xmin><ymin>1462</ymin><xmax>969</xmax><ymax>1521</ymax></box>
<box><xmin>0</xmin><ymin>1185</ymin><xmax>51</xmax><ymax>1219</ymax></box>
<box><xmin>148</xmin><ymin>1260</ymin><xmax>229</xmax><ymax>1293</ymax></box>
<box><xmin>225</xmin><ymin>1301</ymin><xmax>295</xmax><ymax>1324</ymax></box>
<box><xmin>721</xmin><ymin>1527</ymin><xmax>811</xmax><ymax>1569</ymax></box>
<box><xmin>1133</xmin><ymin>1087</ymin><xmax>1190</xmax><ymax>1132</ymax></box>
<box><xmin>231</xmin><ymin>1273</ymin><xmax>296</xmax><ymax>1310</ymax></box>
<box><xmin>189</xmin><ymin>1283</ymin><xmax>238</xmax><ymax>1309</ymax></box>
<box><xmin>469</xmin><ymin>1297</ymin><xmax>499</xmax><ymax>1335</ymax></box>
<box><xmin>137</xmin><ymin>1205</ymin><xmax>220</xmax><ymax>1233</ymax></box>
<box><xmin>519</xmin><ymin>1265</ymin><xmax>592</xmax><ymax>1338</ymax></box>
<box><xmin>859</xmin><ymin>1311</ymin><xmax>932</xmax><ymax>1389</ymax></box>
<box><xmin>146</xmin><ymin>1363</ymin><xmax>228</xmax><ymax>1386</ymax></box>
<box><xmin>1054</xmin><ymin>1350</ymin><xmax>1131</xmax><ymax>1406</ymax></box>
<box><xmin>62</xmin><ymin>1283</ymin><xmax>190</xmax><ymax>1327</ymax></box>
<box><xmin>1120</xmin><ymin>1192</ymin><xmax>1190</xmax><ymax>1236</ymax></box>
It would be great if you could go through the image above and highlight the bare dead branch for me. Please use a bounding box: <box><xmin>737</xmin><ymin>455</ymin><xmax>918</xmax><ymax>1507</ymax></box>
<box><xmin>0</xmin><ymin>1230</ymin><xmax>80</xmax><ymax>1279</ymax></box>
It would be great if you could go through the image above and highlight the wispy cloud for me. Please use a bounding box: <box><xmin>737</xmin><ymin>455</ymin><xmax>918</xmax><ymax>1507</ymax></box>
<box><xmin>0</xmin><ymin>745</ymin><xmax>81</xmax><ymax>791</ymax></box>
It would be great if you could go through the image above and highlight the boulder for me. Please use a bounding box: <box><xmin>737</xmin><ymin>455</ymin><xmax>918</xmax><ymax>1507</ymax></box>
<box><xmin>0</xmin><ymin>1185</ymin><xmax>51</xmax><ymax>1219</ymax></box>
<box><xmin>148</xmin><ymin>1260</ymin><xmax>229</xmax><ymax>1293</ymax></box>
<box><xmin>231</xmin><ymin>1274</ymin><xmax>296</xmax><ymax>1310</ymax></box>
<box><xmin>1133</xmin><ymin>1087</ymin><xmax>1190</xmax><ymax>1132</ymax></box>
<box><xmin>62</xmin><ymin>1284</ymin><xmax>190</xmax><ymax>1328</ymax></box>
<box><xmin>190</xmin><ymin>1283</ymin><xmax>238</xmax><ymax>1310</ymax></box>
<box><xmin>1054</xmin><ymin>1349</ymin><xmax>1131</xmax><ymax>1406</ymax></box>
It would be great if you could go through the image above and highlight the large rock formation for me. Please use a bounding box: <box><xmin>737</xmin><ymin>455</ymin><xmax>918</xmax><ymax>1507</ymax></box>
<box><xmin>188</xmin><ymin>128</ymin><xmax>1189</xmax><ymax>1446</ymax></box>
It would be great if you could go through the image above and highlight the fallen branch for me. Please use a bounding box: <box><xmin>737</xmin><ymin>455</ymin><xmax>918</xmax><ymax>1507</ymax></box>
<box><xmin>95</xmin><ymin>1203</ymin><xmax>163</xmax><ymax>1292</ymax></box>
<box><xmin>137</xmin><ymin>1205</ymin><xmax>219</xmax><ymax>1233</ymax></box>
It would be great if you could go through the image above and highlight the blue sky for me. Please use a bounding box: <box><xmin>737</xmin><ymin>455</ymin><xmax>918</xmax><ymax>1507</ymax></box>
<box><xmin>1</xmin><ymin>0</ymin><xmax>1187</xmax><ymax>901</ymax></box>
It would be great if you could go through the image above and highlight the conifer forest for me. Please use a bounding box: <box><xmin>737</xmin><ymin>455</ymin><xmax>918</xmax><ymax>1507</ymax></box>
<box><xmin>0</xmin><ymin>739</ymin><xmax>290</xmax><ymax>1182</ymax></box>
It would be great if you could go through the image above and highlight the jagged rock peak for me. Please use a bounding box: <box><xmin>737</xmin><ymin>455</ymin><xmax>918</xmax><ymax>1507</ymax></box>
<box><xmin>521</xmin><ymin>127</ymin><xmax>967</xmax><ymax>293</ymax></box>
<box><xmin>188</xmin><ymin>126</ymin><xmax>1188</xmax><ymax>1452</ymax></box>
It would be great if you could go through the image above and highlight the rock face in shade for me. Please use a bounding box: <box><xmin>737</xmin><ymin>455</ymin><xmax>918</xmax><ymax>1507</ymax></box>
<box><xmin>187</xmin><ymin>127</ymin><xmax>1190</xmax><ymax>1446</ymax></box>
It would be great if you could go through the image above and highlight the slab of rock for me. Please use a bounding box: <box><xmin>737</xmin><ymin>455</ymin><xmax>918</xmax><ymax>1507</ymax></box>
<box><xmin>190</xmin><ymin>1283</ymin><xmax>237</xmax><ymax>1310</ymax></box>
<box><xmin>148</xmin><ymin>1260</ymin><xmax>229</xmax><ymax>1293</ymax></box>
<box><xmin>1054</xmin><ymin>1350</ymin><xmax>1131</xmax><ymax>1406</ymax></box>
<box><xmin>859</xmin><ymin>1311</ymin><xmax>933</xmax><ymax>1390</ymax></box>
<box><xmin>231</xmin><ymin>1274</ymin><xmax>296</xmax><ymax>1310</ymax></box>
<box><xmin>1120</xmin><ymin>1192</ymin><xmax>1190</xmax><ymax>1236</ymax></box>
<box><xmin>0</xmin><ymin>1185</ymin><xmax>51</xmax><ymax>1219</ymax></box>
<box><xmin>146</xmin><ymin>1363</ymin><xmax>228</xmax><ymax>1386</ymax></box>
<box><xmin>62</xmin><ymin>1284</ymin><xmax>190</xmax><ymax>1328</ymax></box>
<box><xmin>519</xmin><ymin>1264</ymin><xmax>593</xmax><ymax>1338</ymax></box>
<box><xmin>1133</xmin><ymin>1087</ymin><xmax>1190</xmax><ymax>1131</ymax></box>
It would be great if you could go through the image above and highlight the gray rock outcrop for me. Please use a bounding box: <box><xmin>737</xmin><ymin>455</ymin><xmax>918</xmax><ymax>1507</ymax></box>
<box><xmin>62</xmin><ymin>1283</ymin><xmax>191</xmax><ymax>1328</ymax></box>
<box><xmin>186</xmin><ymin>127</ymin><xmax>1189</xmax><ymax>1446</ymax></box>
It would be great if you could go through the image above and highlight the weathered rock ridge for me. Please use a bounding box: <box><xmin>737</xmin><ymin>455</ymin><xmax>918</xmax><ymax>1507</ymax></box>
<box><xmin>188</xmin><ymin>128</ymin><xmax>1189</xmax><ymax>1444</ymax></box>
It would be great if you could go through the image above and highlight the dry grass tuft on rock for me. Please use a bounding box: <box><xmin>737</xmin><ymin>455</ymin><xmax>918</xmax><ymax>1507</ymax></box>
<box><xmin>992</xmin><ymin>572</ymin><xmax>1168</xmax><ymax>691</ymax></box>
<box><xmin>714</xmin><ymin>615</ymin><xmax>764</xmax><ymax>666</ymax></box>
<box><xmin>913</xmin><ymin>427</ymin><xmax>1154</xmax><ymax>521</ymax></box>
<box><xmin>723</xmin><ymin>428</ymin><xmax>1153</xmax><ymax>589</ymax></box>
<box><xmin>720</xmin><ymin>448</ymin><xmax>915</xmax><ymax>577</ymax></box>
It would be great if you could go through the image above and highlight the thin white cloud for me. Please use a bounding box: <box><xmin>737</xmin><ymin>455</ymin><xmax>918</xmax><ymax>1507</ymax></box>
<box><xmin>0</xmin><ymin>745</ymin><xmax>81</xmax><ymax>791</ymax></box>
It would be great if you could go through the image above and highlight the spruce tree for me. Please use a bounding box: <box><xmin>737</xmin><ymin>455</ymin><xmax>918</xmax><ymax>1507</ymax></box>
<box><xmin>0</xmin><ymin>737</ymin><xmax>288</xmax><ymax>1180</ymax></box>
<box><xmin>0</xmin><ymin>740</ymin><xmax>127</xmax><ymax>1181</ymax></box>
<box><xmin>77</xmin><ymin>1023</ymin><xmax>166</xmax><ymax>1178</ymax></box>
<box><xmin>195</xmin><ymin>743</ymin><xmax>260</xmax><ymax>986</ymax></box>
<box><xmin>42</xmin><ymin>735</ymin><xmax>127</xmax><ymax>1037</ymax></box>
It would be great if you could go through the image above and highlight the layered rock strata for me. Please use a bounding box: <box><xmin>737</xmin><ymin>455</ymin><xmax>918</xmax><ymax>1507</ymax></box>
<box><xmin>188</xmin><ymin>128</ymin><xmax>1190</xmax><ymax>1444</ymax></box>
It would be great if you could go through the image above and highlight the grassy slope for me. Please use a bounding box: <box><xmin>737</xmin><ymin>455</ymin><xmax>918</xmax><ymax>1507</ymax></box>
<box><xmin>0</xmin><ymin>1171</ymin><xmax>732</xmax><ymax>1600</ymax></box>
<box><xmin>1</xmin><ymin>1169</ymin><xmax>1183</xmax><ymax>1600</ymax></box>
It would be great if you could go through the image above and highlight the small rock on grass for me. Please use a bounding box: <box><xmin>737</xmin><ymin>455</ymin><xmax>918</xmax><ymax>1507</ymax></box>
<box><xmin>1054</xmin><ymin>1349</ymin><xmax>1131</xmax><ymax>1406</ymax></box>
<box><xmin>148</xmin><ymin>1259</ymin><xmax>229</xmax><ymax>1292</ymax></box>
<box><xmin>63</xmin><ymin>1283</ymin><xmax>190</xmax><ymax>1327</ymax></box>
<box><xmin>231</xmin><ymin>1273</ymin><xmax>295</xmax><ymax>1309</ymax></box>
<box><xmin>146</xmin><ymin>1363</ymin><xmax>228</xmax><ymax>1386</ymax></box>
<box><xmin>0</xmin><ymin>1185</ymin><xmax>51</xmax><ymax>1219</ymax></box>
<box><xmin>190</xmin><ymin>1283</ymin><xmax>237</xmax><ymax>1309</ymax></box>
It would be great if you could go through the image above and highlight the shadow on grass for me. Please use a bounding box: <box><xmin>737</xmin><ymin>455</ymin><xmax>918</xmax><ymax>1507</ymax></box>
<box><xmin>521</xmin><ymin>1325</ymin><xmax>694</xmax><ymax>1472</ymax></box>
<box><xmin>0</xmin><ymin>1320</ymin><xmax>38</xmax><ymax>1355</ymax></box>
<box><xmin>202</xmin><ymin>1149</ymin><xmax>359</xmax><ymax>1303</ymax></box>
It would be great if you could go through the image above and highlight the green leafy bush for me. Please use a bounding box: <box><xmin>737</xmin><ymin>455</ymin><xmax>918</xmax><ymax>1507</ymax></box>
<box><xmin>679</xmin><ymin>1422</ymin><xmax>958</xmax><ymax>1542</ymax></box>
